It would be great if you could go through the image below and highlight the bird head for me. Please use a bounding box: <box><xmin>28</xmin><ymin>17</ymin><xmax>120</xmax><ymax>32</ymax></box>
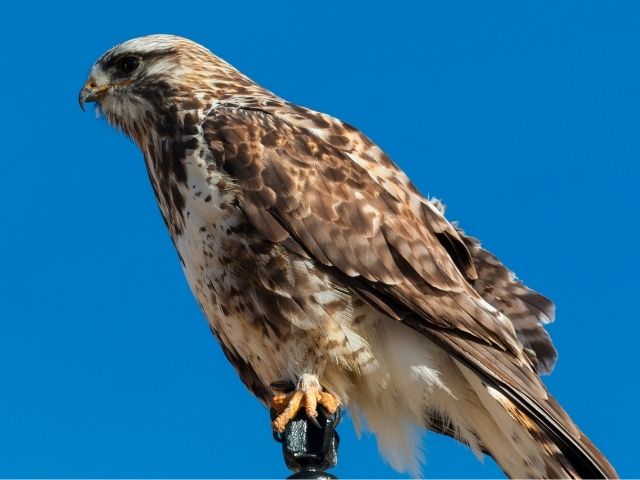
<box><xmin>80</xmin><ymin>35</ymin><xmax>184</xmax><ymax>124</ymax></box>
<box><xmin>79</xmin><ymin>34</ymin><xmax>259</xmax><ymax>143</ymax></box>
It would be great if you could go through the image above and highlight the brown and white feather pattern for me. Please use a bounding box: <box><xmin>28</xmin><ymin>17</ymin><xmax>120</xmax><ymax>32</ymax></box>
<box><xmin>83</xmin><ymin>35</ymin><xmax>616</xmax><ymax>478</ymax></box>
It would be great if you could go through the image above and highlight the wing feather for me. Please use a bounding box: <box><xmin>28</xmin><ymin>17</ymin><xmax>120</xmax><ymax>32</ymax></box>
<box><xmin>201</xmin><ymin>103</ymin><xmax>615</xmax><ymax>478</ymax></box>
<box><xmin>459</xmin><ymin>231</ymin><xmax>558</xmax><ymax>373</ymax></box>
<box><xmin>204</xmin><ymin>107</ymin><xmax>520</xmax><ymax>353</ymax></box>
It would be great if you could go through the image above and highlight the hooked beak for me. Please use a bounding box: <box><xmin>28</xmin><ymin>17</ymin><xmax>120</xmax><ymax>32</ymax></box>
<box><xmin>78</xmin><ymin>79</ymin><xmax>110</xmax><ymax>111</ymax></box>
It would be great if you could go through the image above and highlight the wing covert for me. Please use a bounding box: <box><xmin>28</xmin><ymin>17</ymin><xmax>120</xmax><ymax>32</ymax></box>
<box><xmin>202</xmin><ymin>106</ymin><xmax>524</xmax><ymax>358</ymax></box>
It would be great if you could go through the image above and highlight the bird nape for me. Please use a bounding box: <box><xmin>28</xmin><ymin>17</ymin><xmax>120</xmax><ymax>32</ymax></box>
<box><xmin>80</xmin><ymin>34</ymin><xmax>617</xmax><ymax>479</ymax></box>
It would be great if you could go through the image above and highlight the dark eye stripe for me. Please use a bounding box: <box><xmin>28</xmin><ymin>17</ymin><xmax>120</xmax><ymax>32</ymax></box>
<box><xmin>99</xmin><ymin>49</ymin><xmax>175</xmax><ymax>70</ymax></box>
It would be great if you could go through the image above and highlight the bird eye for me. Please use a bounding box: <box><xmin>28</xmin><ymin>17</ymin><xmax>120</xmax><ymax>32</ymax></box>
<box><xmin>116</xmin><ymin>55</ymin><xmax>140</xmax><ymax>74</ymax></box>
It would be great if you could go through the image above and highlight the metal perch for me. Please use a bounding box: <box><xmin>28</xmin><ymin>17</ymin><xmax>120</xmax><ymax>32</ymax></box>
<box><xmin>271</xmin><ymin>405</ymin><xmax>342</xmax><ymax>479</ymax></box>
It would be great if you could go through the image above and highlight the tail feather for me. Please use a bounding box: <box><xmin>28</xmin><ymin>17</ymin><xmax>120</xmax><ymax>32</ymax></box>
<box><xmin>454</xmin><ymin>360</ymin><xmax>617</xmax><ymax>478</ymax></box>
<box><xmin>344</xmin><ymin>314</ymin><xmax>617</xmax><ymax>478</ymax></box>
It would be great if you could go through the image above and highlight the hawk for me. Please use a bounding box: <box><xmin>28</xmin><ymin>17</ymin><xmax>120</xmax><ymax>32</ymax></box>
<box><xmin>79</xmin><ymin>35</ymin><xmax>616</xmax><ymax>478</ymax></box>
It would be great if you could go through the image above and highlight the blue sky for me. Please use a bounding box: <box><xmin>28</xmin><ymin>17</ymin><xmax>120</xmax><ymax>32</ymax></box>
<box><xmin>1</xmin><ymin>1</ymin><xmax>638</xmax><ymax>478</ymax></box>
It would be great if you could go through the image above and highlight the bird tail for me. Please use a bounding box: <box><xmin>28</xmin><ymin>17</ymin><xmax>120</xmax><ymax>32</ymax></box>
<box><xmin>453</xmin><ymin>362</ymin><xmax>618</xmax><ymax>479</ymax></box>
<box><xmin>346</xmin><ymin>317</ymin><xmax>616</xmax><ymax>478</ymax></box>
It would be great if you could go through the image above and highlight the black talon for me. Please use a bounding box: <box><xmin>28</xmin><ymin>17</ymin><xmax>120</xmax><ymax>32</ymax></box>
<box><xmin>309</xmin><ymin>414</ymin><xmax>322</xmax><ymax>429</ymax></box>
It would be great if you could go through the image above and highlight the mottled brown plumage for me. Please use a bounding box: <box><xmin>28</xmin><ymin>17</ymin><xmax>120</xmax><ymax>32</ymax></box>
<box><xmin>80</xmin><ymin>35</ymin><xmax>616</xmax><ymax>478</ymax></box>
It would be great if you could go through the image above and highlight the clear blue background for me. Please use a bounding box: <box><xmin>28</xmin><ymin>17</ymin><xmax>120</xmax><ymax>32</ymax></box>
<box><xmin>1</xmin><ymin>1</ymin><xmax>637</xmax><ymax>478</ymax></box>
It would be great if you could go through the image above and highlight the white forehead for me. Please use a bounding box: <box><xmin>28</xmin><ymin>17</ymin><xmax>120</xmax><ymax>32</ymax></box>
<box><xmin>97</xmin><ymin>34</ymin><xmax>191</xmax><ymax>63</ymax></box>
<box><xmin>112</xmin><ymin>34</ymin><xmax>190</xmax><ymax>55</ymax></box>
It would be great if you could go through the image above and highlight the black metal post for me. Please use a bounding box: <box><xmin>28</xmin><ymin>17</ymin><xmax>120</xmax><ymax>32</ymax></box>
<box><xmin>271</xmin><ymin>406</ymin><xmax>341</xmax><ymax>479</ymax></box>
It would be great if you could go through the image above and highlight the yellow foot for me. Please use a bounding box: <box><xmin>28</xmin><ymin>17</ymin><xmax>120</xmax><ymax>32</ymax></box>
<box><xmin>271</xmin><ymin>375</ymin><xmax>340</xmax><ymax>433</ymax></box>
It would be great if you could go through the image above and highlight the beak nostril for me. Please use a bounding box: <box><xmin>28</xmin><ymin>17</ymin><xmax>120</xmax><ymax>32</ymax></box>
<box><xmin>79</xmin><ymin>79</ymin><xmax>102</xmax><ymax>111</ymax></box>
